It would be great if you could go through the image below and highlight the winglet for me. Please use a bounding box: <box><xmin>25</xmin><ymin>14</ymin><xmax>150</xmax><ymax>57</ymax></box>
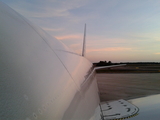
<box><xmin>82</xmin><ymin>24</ymin><xmax>86</xmax><ymax>57</ymax></box>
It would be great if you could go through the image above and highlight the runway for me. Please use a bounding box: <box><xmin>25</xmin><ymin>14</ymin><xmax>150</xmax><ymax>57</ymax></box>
<box><xmin>96</xmin><ymin>73</ymin><xmax>160</xmax><ymax>102</ymax></box>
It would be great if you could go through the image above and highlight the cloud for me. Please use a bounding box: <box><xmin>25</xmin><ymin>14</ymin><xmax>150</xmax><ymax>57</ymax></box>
<box><xmin>10</xmin><ymin>2</ymin><xmax>69</xmax><ymax>18</ymax></box>
<box><xmin>4</xmin><ymin>0</ymin><xmax>90</xmax><ymax>18</ymax></box>
<box><xmin>55</xmin><ymin>34</ymin><xmax>82</xmax><ymax>40</ymax></box>
<box><xmin>43</xmin><ymin>28</ymin><xmax>64</xmax><ymax>32</ymax></box>
<box><xmin>87</xmin><ymin>37</ymin><xmax>127</xmax><ymax>46</ymax></box>
<box><xmin>87</xmin><ymin>47</ymin><xmax>132</xmax><ymax>53</ymax></box>
<box><xmin>155</xmin><ymin>53</ymin><xmax>160</xmax><ymax>54</ymax></box>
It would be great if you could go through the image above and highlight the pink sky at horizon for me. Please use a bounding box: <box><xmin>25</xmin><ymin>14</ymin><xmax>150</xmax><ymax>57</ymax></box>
<box><xmin>1</xmin><ymin>0</ymin><xmax>160</xmax><ymax>63</ymax></box>
<box><xmin>55</xmin><ymin>34</ymin><xmax>160</xmax><ymax>63</ymax></box>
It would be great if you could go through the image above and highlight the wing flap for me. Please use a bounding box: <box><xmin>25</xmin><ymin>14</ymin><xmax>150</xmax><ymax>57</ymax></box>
<box><xmin>100</xmin><ymin>99</ymin><xmax>139</xmax><ymax>120</ymax></box>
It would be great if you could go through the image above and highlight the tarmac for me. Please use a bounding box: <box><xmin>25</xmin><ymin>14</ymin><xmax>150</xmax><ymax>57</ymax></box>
<box><xmin>96</xmin><ymin>73</ymin><xmax>160</xmax><ymax>102</ymax></box>
<box><xmin>96</xmin><ymin>64</ymin><xmax>160</xmax><ymax>73</ymax></box>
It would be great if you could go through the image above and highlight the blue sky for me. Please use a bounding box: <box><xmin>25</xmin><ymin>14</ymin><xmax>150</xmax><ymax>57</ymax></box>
<box><xmin>1</xmin><ymin>0</ymin><xmax>160</xmax><ymax>62</ymax></box>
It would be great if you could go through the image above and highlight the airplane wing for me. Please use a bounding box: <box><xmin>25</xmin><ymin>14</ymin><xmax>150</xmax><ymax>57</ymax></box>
<box><xmin>1</xmin><ymin>1</ymin><xmax>160</xmax><ymax>120</ymax></box>
<box><xmin>90</xmin><ymin>94</ymin><xmax>160</xmax><ymax>120</ymax></box>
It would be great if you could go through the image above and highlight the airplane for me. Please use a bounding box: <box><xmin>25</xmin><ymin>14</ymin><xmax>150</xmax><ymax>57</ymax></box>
<box><xmin>1</xmin><ymin>1</ymin><xmax>160</xmax><ymax>120</ymax></box>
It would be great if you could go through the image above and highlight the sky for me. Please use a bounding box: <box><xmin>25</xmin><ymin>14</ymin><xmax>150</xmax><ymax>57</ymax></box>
<box><xmin>1</xmin><ymin>0</ymin><xmax>160</xmax><ymax>63</ymax></box>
